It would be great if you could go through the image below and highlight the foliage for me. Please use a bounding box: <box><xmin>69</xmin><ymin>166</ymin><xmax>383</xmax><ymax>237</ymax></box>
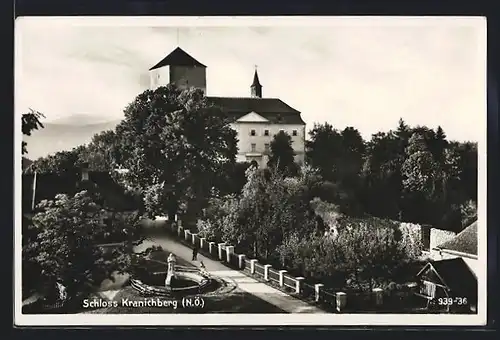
<box><xmin>267</xmin><ymin>131</ymin><xmax>298</xmax><ymax>177</ymax></box>
<box><xmin>277</xmin><ymin>216</ymin><xmax>422</xmax><ymax>292</ymax></box>
<box><xmin>22</xmin><ymin>108</ymin><xmax>45</xmax><ymax>156</ymax></box>
<box><xmin>26</xmin><ymin>147</ymin><xmax>84</xmax><ymax>174</ymax></box>
<box><xmin>402</xmin><ymin>133</ymin><xmax>441</xmax><ymax>198</ymax></box>
<box><xmin>356</xmin><ymin>119</ymin><xmax>477</xmax><ymax>228</ymax></box>
<box><xmin>26</xmin><ymin>130</ymin><xmax>123</xmax><ymax>174</ymax></box>
<box><xmin>114</xmin><ymin>85</ymin><xmax>238</xmax><ymax>221</ymax></box>
<box><xmin>306</xmin><ymin>124</ymin><xmax>365</xmax><ymax>215</ymax></box>
<box><xmin>79</xmin><ymin>130</ymin><xmax>123</xmax><ymax>172</ymax></box>
<box><xmin>23</xmin><ymin>191</ymin><xmax>143</xmax><ymax>300</ymax></box>
<box><xmin>460</xmin><ymin>200</ymin><xmax>478</xmax><ymax>230</ymax></box>
<box><xmin>212</xmin><ymin>161</ymin><xmax>252</xmax><ymax>197</ymax></box>
<box><xmin>196</xmin><ymin>196</ymin><xmax>239</xmax><ymax>242</ymax></box>
<box><xmin>200</xmin><ymin>166</ymin><xmax>322</xmax><ymax>262</ymax></box>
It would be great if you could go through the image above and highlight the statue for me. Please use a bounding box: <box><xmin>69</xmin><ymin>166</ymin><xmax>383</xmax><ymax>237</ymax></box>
<box><xmin>165</xmin><ymin>253</ymin><xmax>177</xmax><ymax>287</ymax></box>
<box><xmin>56</xmin><ymin>282</ymin><xmax>67</xmax><ymax>302</ymax></box>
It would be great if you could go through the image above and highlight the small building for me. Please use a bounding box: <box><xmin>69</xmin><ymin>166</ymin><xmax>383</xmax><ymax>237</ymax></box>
<box><xmin>432</xmin><ymin>221</ymin><xmax>478</xmax><ymax>276</ymax></box>
<box><xmin>415</xmin><ymin>221</ymin><xmax>478</xmax><ymax>313</ymax></box>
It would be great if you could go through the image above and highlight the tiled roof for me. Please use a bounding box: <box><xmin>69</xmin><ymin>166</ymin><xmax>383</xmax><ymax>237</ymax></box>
<box><xmin>436</xmin><ymin>221</ymin><xmax>477</xmax><ymax>256</ymax></box>
<box><xmin>23</xmin><ymin>171</ymin><xmax>138</xmax><ymax>212</ymax></box>
<box><xmin>207</xmin><ymin>96</ymin><xmax>305</xmax><ymax>125</ymax></box>
<box><xmin>149</xmin><ymin>47</ymin><xmax>206</xmax><ymax>71</ymax></box>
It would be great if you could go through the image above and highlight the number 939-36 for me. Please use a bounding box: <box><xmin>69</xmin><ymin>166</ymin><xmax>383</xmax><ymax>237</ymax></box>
<box><xmin>437</xmin><ymin>297</ymin><xmax>468</xmax><ymax>306</ymax></box>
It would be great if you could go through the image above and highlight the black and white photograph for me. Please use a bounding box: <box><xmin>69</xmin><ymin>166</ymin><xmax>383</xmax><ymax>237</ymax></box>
<box><xmin>15</xmin><ymin>16</ymin><xmax>487</xmax><ymax>326</ymax></box>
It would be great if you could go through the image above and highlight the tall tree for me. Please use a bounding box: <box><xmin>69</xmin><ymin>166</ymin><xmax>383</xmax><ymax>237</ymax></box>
<box><xmin>360</xmin><ymin>131</ymin><xmax>402</xmax><ymax>219</ymax></box>
<box><xmin>401</xmin><ymin>132</ymin><xmax>441</xmax><ymax>224</ymax></box>
<box><xmin>22</xmin><ymin>109</ymin><xmax>45</xmax><ymax>156</ymax></box>
<box><xmin>431</xmin><ymin>126</ymin><xmax>448</xmax><ymax>164</ymax></box>
<box><xmin>267</xmin><ymin>130</ymin><xmax>298</xmax><ymax>177</ymax></box>
<box><xmin>305</xmin><ymin>123</ymin><xmax>343</xmax><ymax>181</ymax></box>
<box><xmin>115</xmin><ymin>85</ymin><xmax>238</xmax><ymax>223</ymax></box>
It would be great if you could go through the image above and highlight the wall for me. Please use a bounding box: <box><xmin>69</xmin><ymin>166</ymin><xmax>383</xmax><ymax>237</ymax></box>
<box><xmin>170</xmin><ymin>65</ymin><xmax>206</xmax><ymax>93</ymax></box>
<box><xmin>429</xmin><ymin>228</ymin><xmax>456</xmax><ymax>250</ymax></box>
<box><xmin>231</xmin><ymin>122</ymin><xmax>306</xmax><ymax>167</ymax></box>
<box><xmin>149</xmin><ymin>65</ymin><xmax>207</xmax><ymax>93</ymax></box>
<box><xmin>399</xmin><ymin>222</ymin><xmax>456</xmax><ymax>254</ymax></box>
<box><xmin>149</xmin><ymin>67</ymin><xmax>171</xmax><ymax>91</ymax></box>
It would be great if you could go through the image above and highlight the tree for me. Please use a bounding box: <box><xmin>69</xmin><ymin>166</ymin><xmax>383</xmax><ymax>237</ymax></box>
<box><xmin>454</xmin><ymin>141</ymin><xmax>478</xmax><ymax>202</ymax></box>
<box><xmin>201</xmin><ymin>165</ymin><xmax>320</xmax><ymax>262</ymax></box>
<box><xmin>267</xmin><ymin>130</ymin><xmax>298</xmax><ymax>177</ymax></box>
<box><xmin>277</xmin><ymin>215</ymin><xmax>422</xmax><ymax>292</ymax></box>
<box><xmin>430</xmin><ymin>126</ymin><xmax>448</xmax><ymax>164</ymax></box>
<box><xmin>212</xmin><ymin>161</ymin><xmax>252</xmax><ymax>197</ymax></box>
<box><xmin>276</xmin><ymin>232</ymin><xmax>343</xmax><ymax>284</ymax></box>
<box><xmin>23</xmin><ymin>190</ymin><xmax>143</xmax><ymax>300</ymax></box>
<box><xmin>115</xmin><ymin>85</ymin><xmax>238</xmax><ymax>223</ymax></box>
<box><xmin>306</xmin><ymin>123</ymin><xmax>343</xmax><ymax>181</ymax></box>
<box><xmin>26</xmin><ymin>147</ymin><xmax>84</xmax><ymax>174</ymax></box>
<box><xmin>22</xmin><ymin>109</ymin><xmax>45</xmax><ymax>156</ymax></box>
<box><xmin>401</xmin><ymin>132</ymin><xmax>441</xmax><ymax>223</ymax></box>
<box><xmin>79</xmin><ymin>130</ymin><xmax>123</xmax><ymax>172</ymax></box>
<box><xmin>360</xmin><ymin>131</ymin><xmax>402</xmax><ymax>219</ymax></box>
<box><xmin>334</xmin><ymin>217</ymin><xmax>421</xmax><ymax>292</ymax></box>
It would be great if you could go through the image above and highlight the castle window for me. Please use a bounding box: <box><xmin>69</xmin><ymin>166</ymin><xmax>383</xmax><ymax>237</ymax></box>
<box><xmin>264</xmin><ymin>143</ymin><xmax>270</xmax><ymax>152</ymax></box>
<box><xmin>264</xmin><ymin>129</ymin><xmax>269</xmax><ymax>136</ymax></box>
<box><xmin>250</xmin><ymin>129</ymin><xmax>256</xmax><ymax>136</ymax></box>
<box><xmin>292</xmin><ymin>130</ymin><xmax>298</xmax><ymax>136</ymax></box>
<box><xmin>251</xmin><ymin>143</ymin><xmax>256</xmax><ymax>152</ymax></box>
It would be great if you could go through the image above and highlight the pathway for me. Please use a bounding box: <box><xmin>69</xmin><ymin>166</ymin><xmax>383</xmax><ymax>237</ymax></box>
<box><xmin>134</xmin><ymin>232</ymin><xmax>325</xmax><ymax>314</ymax></box>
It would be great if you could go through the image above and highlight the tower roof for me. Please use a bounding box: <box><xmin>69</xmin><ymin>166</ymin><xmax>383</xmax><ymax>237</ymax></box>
<box><xmin>251</xmin><ymin>70</ymin><xmax>262</xmax><ymax>87</ymax></box>
<box><xmin>149</xmin><ymin>47</ymin><xmax>206</xmax><ymax>71</ymax></box>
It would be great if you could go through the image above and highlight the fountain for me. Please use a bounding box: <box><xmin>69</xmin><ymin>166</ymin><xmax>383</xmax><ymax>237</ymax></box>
<box><xmin>130</xmin><ymin>252</ymin><xmax>218</xmax><ymax>297</ymax></box>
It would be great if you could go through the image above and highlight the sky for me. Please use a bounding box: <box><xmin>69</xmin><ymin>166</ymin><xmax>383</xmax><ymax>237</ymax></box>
<box><xmin>15</xmin><ymin>17</ymin><xmax>486</xmax><ymax>142</ymax></box>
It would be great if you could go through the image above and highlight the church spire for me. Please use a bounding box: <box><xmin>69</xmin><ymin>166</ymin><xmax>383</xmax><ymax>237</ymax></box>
<box><xmin>250</xmin><ymin>66</ymin><xmax>262</xmax><ymax>98</ymax></box>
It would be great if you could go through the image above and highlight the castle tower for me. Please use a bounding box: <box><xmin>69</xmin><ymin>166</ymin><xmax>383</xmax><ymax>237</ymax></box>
<box><xmin>250</xmin><ymin>69</ymin><xmax>262</xmax><ymax>98</ymax></box>
<box><xmin>149</xmin><ymin>47</ymin><xmax>207</xmax><ymax>93</ymax></box>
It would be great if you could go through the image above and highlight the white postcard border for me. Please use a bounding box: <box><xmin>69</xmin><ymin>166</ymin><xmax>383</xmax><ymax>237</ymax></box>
<box><xmin>14</xmin><ymin>16</ymin><xmax>488</xmax><ymax>326</ymax></box>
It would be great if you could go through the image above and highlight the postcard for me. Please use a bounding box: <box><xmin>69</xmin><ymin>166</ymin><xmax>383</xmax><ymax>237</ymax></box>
<box><xmin>15</xmin><ymin>16</ymin><xmax>487</xmax><ymax>326</ymax></box>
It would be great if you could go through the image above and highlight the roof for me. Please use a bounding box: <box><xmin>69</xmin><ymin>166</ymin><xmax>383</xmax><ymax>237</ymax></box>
<box><xmin>418</xmin><ymin>258</ymin><xmax>477</xmax><ymax>296</ymax></box>
<box><xmin>207</xmin><ymin>96</ymin><xmax>305</xmax><ymax>125</ymax></box>
<box><xmin>251</xmin><ymin>70</ymin><xmax>262</xmax><ymax>87</ymax></box>
<box><xmin>436</xmin><ymin>221</ymin><xmax>477</xmax><ymax>256</ymax></box>
<box><xmin>22</xmin><ymin>157</ymin><xmax>33</xmax><ymax>172</ymax></box>
<box><xmin>149</xmin><ymin>47</ymin><xmax>206</xmax><ymax>71</ymax></box>
<box><xmin>23</xmin><ymin>171</ymin><xmax>139</xmax><ymax>213</ymax></box>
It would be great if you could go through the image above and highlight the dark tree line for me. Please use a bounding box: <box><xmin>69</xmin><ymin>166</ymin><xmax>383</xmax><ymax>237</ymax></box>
<box><xmin>305</xmin><ymin>119</ymin><xmax>477</xmax><ymax>232</ymax></box>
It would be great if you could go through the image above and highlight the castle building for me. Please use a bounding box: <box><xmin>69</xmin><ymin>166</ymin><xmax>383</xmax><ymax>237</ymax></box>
<box><xmin>149</xmin><ymin>47</ymin><xmax>306</xmax><ymax>168</ymax></box>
